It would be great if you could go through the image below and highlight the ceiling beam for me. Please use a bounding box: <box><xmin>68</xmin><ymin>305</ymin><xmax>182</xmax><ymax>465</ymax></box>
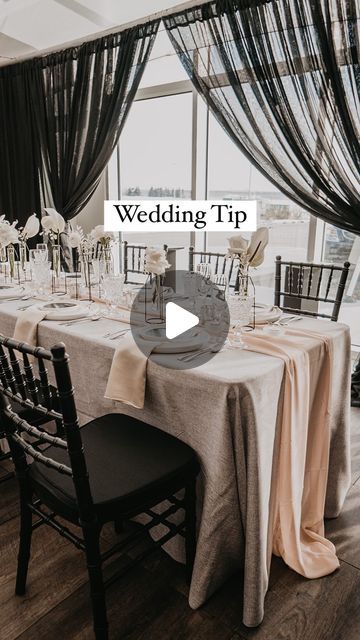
<box><xmin>0</xmin><ymin>0</ymin><xmax>209</xmax><ymax>67</ymax></box>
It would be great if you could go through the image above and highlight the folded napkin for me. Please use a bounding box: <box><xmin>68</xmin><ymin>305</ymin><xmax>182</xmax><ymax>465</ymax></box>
<box><xmin>13</xmin><ymin>307</ymin><xmax>48</xmax><ymax>347</ymax></box>
<box><xmin>105</xmin><ymin>333</ymin><xmax>160</xmax><ymax>409</ymax></box>
<box><xmin>242</xmin><ymin>329</ymin><xmax>338</xmax><ymax>579</ymax></box>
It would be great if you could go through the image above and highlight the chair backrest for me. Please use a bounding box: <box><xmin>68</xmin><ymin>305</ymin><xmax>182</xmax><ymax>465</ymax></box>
<box><xmin>0</xmin><ymin>337</ymin><xmax>94</xmax><ymax>522</ymax></box>
<box><xmin>274</xmin><ymin>256</ymin><xmax>350</xmax><ymax>321</ymax></box>
<box><xmin>123</xmin><ymin>242</ymin><xmax>168</xmax><ymax>285</ymax></box>
<box><xmin>188</xmin><ymin>247</ymin><xmax>239</xmax><ymax>289</ymax></box>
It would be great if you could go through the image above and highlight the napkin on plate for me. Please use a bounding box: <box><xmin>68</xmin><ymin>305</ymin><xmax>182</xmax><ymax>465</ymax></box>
<box><xmin>105</xmin><ymin>333</ymin><xmax>160</xmax><ymax>409</ymax></box>
<box><xmin>13</xmin><ymin>307</ymin><xmax>48</xmax><ymax>347</ymax></box>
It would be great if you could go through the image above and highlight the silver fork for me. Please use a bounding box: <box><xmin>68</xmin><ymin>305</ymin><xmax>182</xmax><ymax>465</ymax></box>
<box><xmin>103</xmin><ymin>328</ymin><xmax>131</xmax><ymax>339</ymax></box>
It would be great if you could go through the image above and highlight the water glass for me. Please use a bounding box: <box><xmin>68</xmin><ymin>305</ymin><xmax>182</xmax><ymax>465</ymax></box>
<box><xmin>227</xmin><ymin>292</ymin><xmax>253</xmax><ymax>349</ymax></box>
<box><xmin>101</xmin><ymin>274</ymin><xmax>125</xmax><ymax>315</ymax></box>
<box><xmin>31</xmin><ymin>261</ymin><xmax>51</xmax><ymax>295</ymax></box>
<box><xmin>36</xmin><ymin>245</ymin><xmax>49</xmax><ymax>261</ymax></box>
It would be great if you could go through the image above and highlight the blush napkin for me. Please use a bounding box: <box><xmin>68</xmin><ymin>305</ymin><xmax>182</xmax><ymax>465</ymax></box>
<box><xmin>105</xmin><ymin>332</ymin><xmax>160</xmax><ymax>409</ymax></box>
<box><xmin>13</xmin><ymin>307</ymin><xmax>48</xmax><ymax>347</ymax></box>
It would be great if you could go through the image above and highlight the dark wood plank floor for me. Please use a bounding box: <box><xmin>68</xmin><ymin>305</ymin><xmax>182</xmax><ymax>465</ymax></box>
<box><xmin>1</xmin><ymin>407</ymin><xmax>360</xmax><ymax>640</ymax></box>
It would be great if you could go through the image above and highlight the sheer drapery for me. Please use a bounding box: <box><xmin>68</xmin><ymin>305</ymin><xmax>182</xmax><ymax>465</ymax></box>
<box><xmin>0</xmin><ymin>21</ymin><xmax>159</xmax><ymax>225</ymax></box>
<box><xmin>0</xmin><ymin>65</ymin><xmax>42</xmax><ymax>224</ymax></box>
<box><xmin>164</xmin><ymin>0</ymin><xmax>360</xmax><ymax>233</ymax></box>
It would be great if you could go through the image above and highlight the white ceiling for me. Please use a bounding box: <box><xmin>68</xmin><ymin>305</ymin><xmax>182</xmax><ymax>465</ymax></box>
<box><xmin>0</xmin><ymin>0</ymin><xmax>188</xmax><ymax>65</ymax></box>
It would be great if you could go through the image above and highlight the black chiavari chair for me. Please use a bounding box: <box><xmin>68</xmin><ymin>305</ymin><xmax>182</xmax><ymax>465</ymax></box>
<box><xmin>274</xmin><ymin>256</ymin><xmax>350</xmax><ymax>321</ymax></box>
<box><xmin>0</xmin><ymin>345</ymin><xmax>62</xmax><ymax>484</ymax></box>
<box><xmin>188</xmin><ymin>247</ymin><xmax>239</xmax><ymax>289</ymax></box>
<box><xmin>123</xmin><ymin>242</ymin><xmax>168</xmax><ymax>284</ymax></box>
<box><xmin>0</xmin><ymin>336</ymin><xmax>199</xmax><ymax>640</ymax></box>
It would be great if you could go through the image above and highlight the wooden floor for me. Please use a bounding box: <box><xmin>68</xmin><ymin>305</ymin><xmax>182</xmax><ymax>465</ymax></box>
<box><xmin>1</xmin><ymin>408</ymin><xmax>360</xmax><ymax>640</ymax></box>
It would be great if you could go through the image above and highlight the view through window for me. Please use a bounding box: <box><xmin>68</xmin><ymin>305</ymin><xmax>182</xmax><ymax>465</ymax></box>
<box><xmin>109</xmin><ymin>26</ymin><xmax>359</xmax><ymax>345</ymax></box>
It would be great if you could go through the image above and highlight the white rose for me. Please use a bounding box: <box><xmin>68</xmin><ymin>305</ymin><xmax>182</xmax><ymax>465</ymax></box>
<box><xmin>90</xmin><ymin>225</ymin><xmax>115</xmax><ymax>243</ymax></box>
<box><xmin>226</xmin><ymin>234</ymin><xmax>249</xmax><ymax>258</ymax></box>
<box><xmin>145</xmin><ymin>247</ymin><xmax>170</xmax><ymax>275</ymax></box>
<box><xmin>22</xmin><ymin>214</ymin><xmax>40</xmax><ymax>240</ymax></box>
<box><xmin>0</xmin><ymin>220</ymin><xmax>18</xmax><ymax>246</ymax></box>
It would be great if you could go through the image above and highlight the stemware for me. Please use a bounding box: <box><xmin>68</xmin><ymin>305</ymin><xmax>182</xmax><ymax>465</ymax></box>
<box><xmin>101</xmin><ymin>274</ymin><xmax>125</xmax><ymax>316</ymax></box>
<box><xmin>227</xmin><ymin>292</ymin><xmax>253</xmax><ymax>349</ymax></box>
<box><xmin>31</xmin><ymin>261</ymin><xmax>51</xmax><ymax>295</ymax></box>
<box><xmin>35</xmin><ymin>245</ymin><xmax>49</xmax><ymax>264</ymax></box>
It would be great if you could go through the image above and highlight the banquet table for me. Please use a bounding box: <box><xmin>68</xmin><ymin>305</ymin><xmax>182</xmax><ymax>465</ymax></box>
<box><xmin>0</xmin><ymin>297</ymin><xmax>351</xmax><ymax>627</ymax></box>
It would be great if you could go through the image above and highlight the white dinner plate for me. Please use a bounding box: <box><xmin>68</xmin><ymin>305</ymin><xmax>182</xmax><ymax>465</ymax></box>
<box><xmin>137</xmin><ymin>327</ymin><xmax>208</xmax><ymax>353</ymax></box>
<box><xmin>38</xmin><ymin>301</ymin><xmax>90</xmax><ymax>321</ymax></box>
<box><xmin>139</xmin><ymin>326</ymin><xmax>200</xmax><ymax>342</ymax></box>
<box><xmin>0</xmin><ymin>285</ymin><xmax>25</xmax><ymax>300</ymax></box>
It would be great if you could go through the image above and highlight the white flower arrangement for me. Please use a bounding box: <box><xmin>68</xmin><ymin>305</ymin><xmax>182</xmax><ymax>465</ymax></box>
<box><xmin>144</xmin><ymin>246</ymin><xmax>170</xmax><ymax>276</ymax></box>
<box><xmin>18</xmin><ymin>213</ymin><xmax>40</xmax><ymax>242</ymax></box>
<box><xmin>0</xmin><ymin>215</ymin><xmax>19</xmax><ymax>247</ymax></box>
<box><xmin>227</xmin><ymin>227</ymin><xmax>269</xmax><ymax>270</ymax></box>
<box><xmin>68</xmin><ymin>225</ymin><xmax>84</xmax><ymax>249</ymax></box>
<box><xmin>90</xmin><ymin>225</ymin><xmax>116</xmax><ymax>246</ymax></box>
<box><xmin>41</xmin><ymin>208</ymin><xmax>66</xmax><ymax>242</ymax></box>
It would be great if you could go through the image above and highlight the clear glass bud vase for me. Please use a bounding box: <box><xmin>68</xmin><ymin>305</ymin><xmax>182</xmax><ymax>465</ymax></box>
<box><xmin>19</xmin><ymin>241</ymin><xmax>27</xmax><ymax>273</ymax></box>
<box><xmin>145</xmin><ymin>274</ymin><xmax>165</xmax><ymax>324</ymax></box>
<box><xmin>7</xmin><ymin>244</ymin><xmax>15</xmax><ymax>279</ymax></box>
<box><xmin>52</xmin><ymin>244</ymin><xmax>61</xmax><ymax>278</ymax></box>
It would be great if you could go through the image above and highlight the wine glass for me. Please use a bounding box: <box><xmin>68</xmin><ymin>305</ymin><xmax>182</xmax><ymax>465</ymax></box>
<box><xmin>227</xmin><ymin>292</ymin><xmax>253</xmax><ymax>349</ymax></box>
<box><xmin>101</xmin><ymin>274</ymin><xmax>125</xmax><ymax>316</ymax></box>
<box><xmin>36</xmin><ymin>243</ymin><xmax>49</xmax><ymax>261</ymax></box>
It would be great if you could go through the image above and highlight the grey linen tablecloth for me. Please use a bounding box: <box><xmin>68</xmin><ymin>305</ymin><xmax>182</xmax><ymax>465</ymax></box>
<box><xmin>0</xmin><ymin>302</ymin><xmax>351</xmax><ymax>626</ymax></box>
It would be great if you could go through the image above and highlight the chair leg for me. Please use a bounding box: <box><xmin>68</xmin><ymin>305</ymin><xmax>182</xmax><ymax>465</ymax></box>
<box><xmin>15</xmin><ymin>501</ymin><xmax>33</xmax><ymax>595</ymax></box>
<box><xmin>83</xmin><ymin>525</ymin><xmax>109</xmax><ymax>640</ymax></box>
<box><xmin>185</xmin><ymin>479</ymin><xmax>197</xmax><ymax>585</ymax></box>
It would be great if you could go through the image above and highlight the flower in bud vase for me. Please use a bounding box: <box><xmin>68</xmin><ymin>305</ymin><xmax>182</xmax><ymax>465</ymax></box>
<box><xmin>90</xmin><ymin>225</ymin><xmax>116</xmax><ymax>274</ymax></box>
<box><xmin>226</xmin><ymin>227</ymin><xmax>269</xmax><ymax>329</ymax></box>
<box><xmin>0</xmin><ymin>215</ymin><xmax>19</xmax><ymax>279</ymax></box>
<box><xmin>18</xmin><ymin>213</ymin><xmax>40</xmax><ymax>272</ymax></box>
<box><xmin>144</xmin><ymin>246</ymin><xmax>170</xmax><ymax>324</ymax></box>
<box><xmin>41</xmin><ymin>208</ymin><xmax>66</xmax><ymax>278</ymax></box>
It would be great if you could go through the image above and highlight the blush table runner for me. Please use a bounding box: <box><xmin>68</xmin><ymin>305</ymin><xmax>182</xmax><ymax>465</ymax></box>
<box><xmin>242</xmin><ymin>329</ymin><xmax>338</xmax><ymax>579</ymax></box>
<box><xmin>0</xmin><ymin>301</ymin><xmax>351</xmax><ymax>627</ymax></box>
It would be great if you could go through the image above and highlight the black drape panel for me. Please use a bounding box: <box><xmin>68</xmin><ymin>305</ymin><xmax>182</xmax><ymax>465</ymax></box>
<box><xmin>0</xmin><ymin>21</ymin><xmax>159</xmax><ymax>226</ymax></box>
<box><xmin>34</xmin><ymin>22</ymin><xmax>159</xmax><ymax>221</ymax></box>
<box><xmin>164</xmin><ymin>0</ymin><xmax>360</xmax><ymax>234</ymax></box>
<box><xmin>0</xmin><ymin>64</ymin><xmax>42</xmax><ymax>224</ymax></box>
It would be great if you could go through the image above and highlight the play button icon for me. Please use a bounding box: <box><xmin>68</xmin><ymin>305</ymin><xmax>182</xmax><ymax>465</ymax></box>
<box><xmin>165</xmin><ymin>302</ymin><xmax>199</xmax><ymax>339</ymax></box>
<box><xmin>129</xmin><ymin>269</ymin><xmax>230</xmax><ymax>370</ymax></box>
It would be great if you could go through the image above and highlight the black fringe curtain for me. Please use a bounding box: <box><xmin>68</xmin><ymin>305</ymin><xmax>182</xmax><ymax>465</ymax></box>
<box><xmin>164</xmin><ymin>0</ymin><xmax>360</xmax><ymax>234</ymax></box>
<box><xmin>0</xmin><ymin>21</ymin><xmax>159</xmax><ymax>226</ymax></box>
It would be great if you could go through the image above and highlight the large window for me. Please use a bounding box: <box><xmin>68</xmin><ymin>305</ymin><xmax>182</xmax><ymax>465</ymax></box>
<box><xmin>106</xmin><ymin>25</ymin><xmax>359</xmax><ymax>345</ymax></box>
<box><xmin>206</xmin><ymin>113</ymin><xmax>310</xmax><ymax>292</ymax></box>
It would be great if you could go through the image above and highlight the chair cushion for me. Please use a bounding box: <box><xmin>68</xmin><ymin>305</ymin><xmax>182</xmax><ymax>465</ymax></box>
<box><xmin>30</xmin><ymin>414</ymin><xmax>199</xmax><ymax>523</ymax></box>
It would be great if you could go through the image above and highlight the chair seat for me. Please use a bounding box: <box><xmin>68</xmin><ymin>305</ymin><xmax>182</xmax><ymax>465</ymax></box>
<box><xmin>30</xmin><ymin>414</ymin><xmax>199</xmax><ymax>523</ymax></box>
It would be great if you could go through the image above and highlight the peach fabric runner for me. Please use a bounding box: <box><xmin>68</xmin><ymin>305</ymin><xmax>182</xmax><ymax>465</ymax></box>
<box><xmin>242</xmin><ymin>327</ymin><xmax>338</xmax><ymax>578</ymax></box>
